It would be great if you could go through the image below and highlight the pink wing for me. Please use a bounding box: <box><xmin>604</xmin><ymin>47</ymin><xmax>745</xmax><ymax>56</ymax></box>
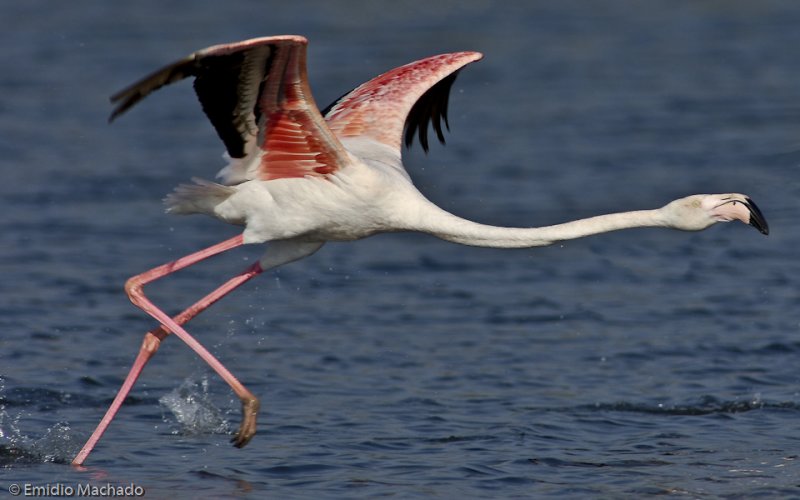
<box><xmin>322</xmin><ymin>51</ymin><xmax>483</xmax><ymax>153</ymax></box>
<box><xmin>110</xmin><ymin>35</ymin><xmax>349</xmax><ymax>183</ymax></box>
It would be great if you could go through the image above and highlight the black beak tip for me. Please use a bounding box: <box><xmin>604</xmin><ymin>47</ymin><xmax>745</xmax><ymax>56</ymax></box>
<box><xmin>745</xmin><ymin>197</ymin><xmax>769</xmax><ymax>236</ymax></box>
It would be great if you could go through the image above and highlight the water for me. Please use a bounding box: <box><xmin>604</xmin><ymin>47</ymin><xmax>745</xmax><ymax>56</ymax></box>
<box><xmin>2</xmin><ymin>1</ymin><xmax>799</xmax><ymax>497</ymax></box>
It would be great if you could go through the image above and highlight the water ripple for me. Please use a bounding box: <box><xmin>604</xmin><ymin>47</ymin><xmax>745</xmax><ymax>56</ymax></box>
<box><xmin>568</xmin><ymin>396</ymin><xmax>800</xmax><ymax>416</ymax></box>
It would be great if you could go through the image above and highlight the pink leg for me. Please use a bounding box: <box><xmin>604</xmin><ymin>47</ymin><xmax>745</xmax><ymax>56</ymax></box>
<box><xmin>72</xmin><ymin>235</ymin><xmax>261</xmax><ymax>466</ymax></box>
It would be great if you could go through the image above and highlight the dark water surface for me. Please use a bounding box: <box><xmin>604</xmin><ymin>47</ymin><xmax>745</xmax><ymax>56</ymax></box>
<box><xmin>2</xmin><ymin>1</ymin><xmax>799</xmax><ymax>497</ymax></box>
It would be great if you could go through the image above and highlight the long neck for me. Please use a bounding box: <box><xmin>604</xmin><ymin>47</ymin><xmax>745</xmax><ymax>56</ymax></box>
<box><xmin>410</xmin><ymin>201</ymin><xmax>669</xmax><ymax>249</ymax></box>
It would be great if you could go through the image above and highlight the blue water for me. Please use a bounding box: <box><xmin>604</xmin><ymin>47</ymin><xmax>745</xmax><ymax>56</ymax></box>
<box><xmin>2</xmin><ymin>1</ymin><xmax>799</xmax><ymax>497</ymax></box>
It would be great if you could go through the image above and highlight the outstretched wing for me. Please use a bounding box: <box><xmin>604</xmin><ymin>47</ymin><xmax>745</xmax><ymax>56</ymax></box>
<box><xmin>322</xmin><ymin>51</ymin><xmax>483</xmax><ymax>153</ymax></box>
<box><xmin>110</xmin><ymin>35</ymin><xmax>349</xmax><ymax>184</ymax></box>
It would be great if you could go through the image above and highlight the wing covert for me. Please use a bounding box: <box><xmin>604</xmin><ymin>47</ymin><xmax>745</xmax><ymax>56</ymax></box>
<box><xmin>110</xmin><ymin>35</ymin><xmax>349</xmax><ymax>184</ymax></box>
<box><xmin>322</xmin><ymin>51</ymin><xmax>483</xmax><ymax>153</ymax></box>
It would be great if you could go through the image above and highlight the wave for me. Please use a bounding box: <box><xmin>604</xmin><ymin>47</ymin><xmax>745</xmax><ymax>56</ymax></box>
<box><xmin>563</xmin><ymin>395</ymin><xmax>800</xmax><ymax>416</ymax></box>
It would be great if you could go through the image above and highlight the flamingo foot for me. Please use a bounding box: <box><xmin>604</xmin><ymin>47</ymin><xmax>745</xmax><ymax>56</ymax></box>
<box><xmin>231</xmin><ymin>396</ymin><xmax>260</xmax><ymax>448</ymax></box>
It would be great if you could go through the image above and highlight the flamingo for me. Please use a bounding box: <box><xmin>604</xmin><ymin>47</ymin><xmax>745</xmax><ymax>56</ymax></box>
<box><xmin>71</xmin><ymin>35</ymin><xmax>768</xmax><ymax>466</ymax></box>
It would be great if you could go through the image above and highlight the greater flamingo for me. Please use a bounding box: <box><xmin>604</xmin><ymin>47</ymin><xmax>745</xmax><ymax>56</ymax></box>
<box><xmin>71</xmin><ymin>35</ymin><xmax>768</xmax><ymax>465</ymax></box>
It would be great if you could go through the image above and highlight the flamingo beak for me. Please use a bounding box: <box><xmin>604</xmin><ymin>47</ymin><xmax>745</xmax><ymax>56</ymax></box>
<box><xmin>744</xmin><ymin>197</ymin><xmax>769</xmax><ymax>235</ymax></box>
<box><xmin>713</xmin><ymin>197</ymin><xmax>769</xmax><ymax>235</ymax></box>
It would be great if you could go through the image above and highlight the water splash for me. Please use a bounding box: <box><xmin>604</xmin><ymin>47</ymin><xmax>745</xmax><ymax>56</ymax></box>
<box><xmin>159</xmin><ymin>376</ymin><xmax>230</xmax><ymax>436</ymax></box>
<box><xmin>0</xmin><ymin>378</ymin><xmax>22</xmax><ymax>443</ymax></box>
<box><xmin>1</xmin><ymin>391</ymin><xmax>79</xmax><ymax>465</ymax></box>
<box><xmin>27</xmin><ymin>422</ymin><xmax>80</xmax><ymax>464</ymax></box>
<box><xmin>0</xmin><ymin>410</ymin><xmax>81</xmax><ymax>467</ymax></box>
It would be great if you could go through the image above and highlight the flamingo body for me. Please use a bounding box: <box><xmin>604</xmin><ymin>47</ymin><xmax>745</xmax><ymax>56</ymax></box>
<box><xmin>72</xmin><ymin>35</ymin><xmax>768</xmax><ymax>466</ymax></box>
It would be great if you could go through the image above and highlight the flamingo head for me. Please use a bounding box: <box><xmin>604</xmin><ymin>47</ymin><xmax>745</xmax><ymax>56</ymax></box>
<box><xmin>662</xmin><ymin>194</ymin><xmax>769</xmax><ymax>235</ymax></box>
